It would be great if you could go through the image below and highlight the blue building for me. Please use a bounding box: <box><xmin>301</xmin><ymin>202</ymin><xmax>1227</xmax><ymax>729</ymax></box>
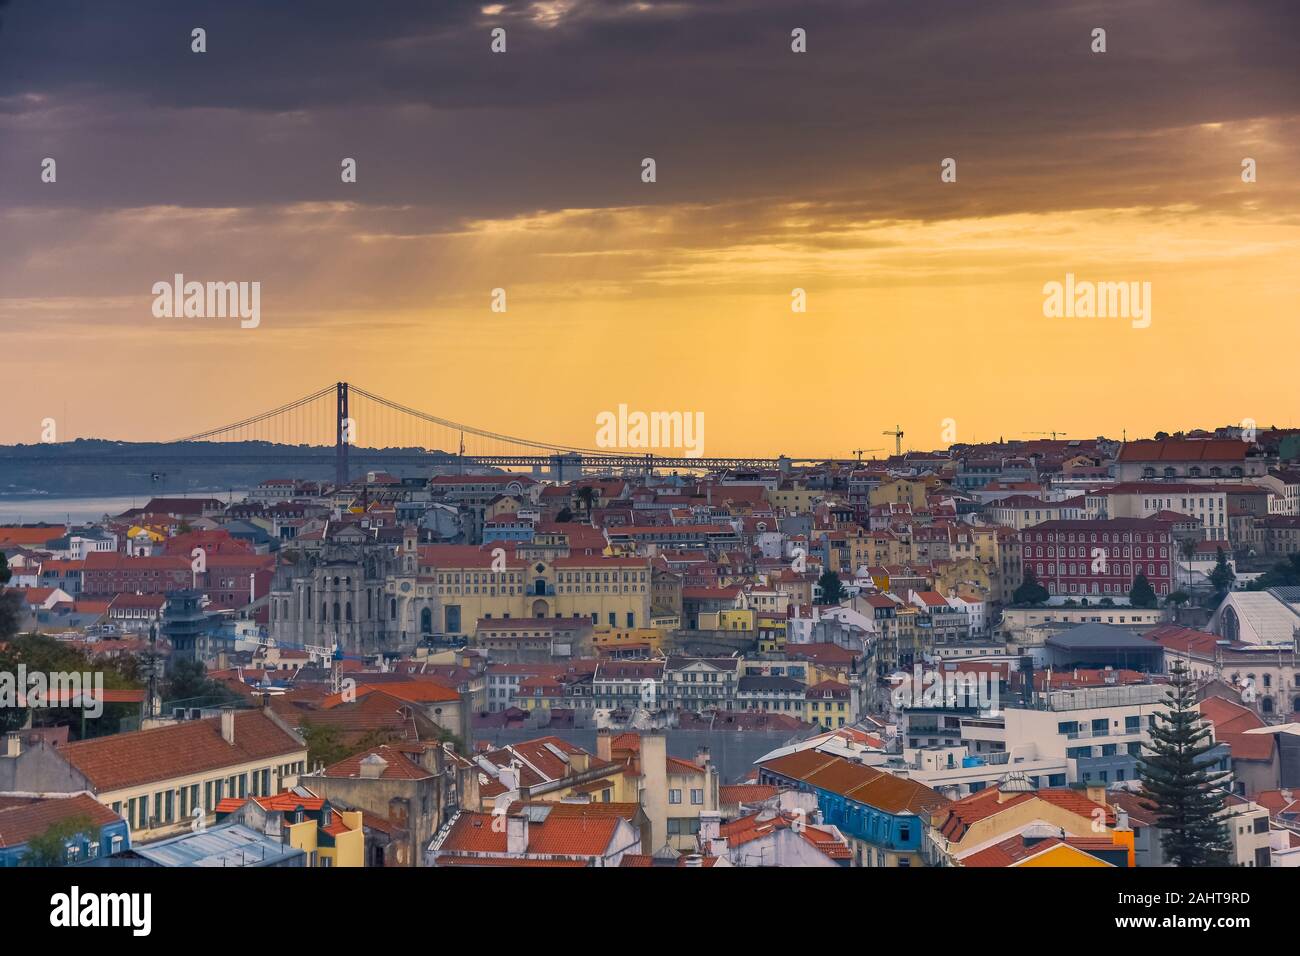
<box><xmin>0</xmin><ymin>793</ymin><xmax>130</xmax><ymax>867</ymax></box>
<box><xmin>758</xmin><ymin>747</ymin><xmax>949</xmax><ymax>867</ymax></box>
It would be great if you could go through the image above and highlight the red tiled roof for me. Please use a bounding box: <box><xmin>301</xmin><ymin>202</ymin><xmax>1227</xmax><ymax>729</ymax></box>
<box><xmin>1197</xmin><ymin>696</ymin><xmax>1275</xmax><ymax>762</ymax></box>
<box><xmin>934</xmin><ymin>787</ymin><xmax>1113</xmax><ymax>842</ymax></box>
<box><xmin>321</xmin><ymin>745</ymin><xmax>433</xmax><ymax>780</ymax></box>
<box><xmin>61</xmin><ymin>711</ymin><xmax>304</xmax><ymax>792</ymax></box>
<box><xmin>720</xmin><ymin>784</ymin><xmax>778</xmax><ymax>806</ymax></box>
<box><xmin>438</xmin><ymin>810</ymin><xmax>622</xmax><ymax>857</ymax></box>
<box><xmin>0</xmin><ymin>793</ymin><xmax>122</xmax><ymax>848</ymax></box>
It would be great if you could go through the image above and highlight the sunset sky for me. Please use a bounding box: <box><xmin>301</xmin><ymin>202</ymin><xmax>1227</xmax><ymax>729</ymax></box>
<box><xmin>1</xmin><ymin>0</ymin><xmax>1297</xmax><ymax>458</ymax></box>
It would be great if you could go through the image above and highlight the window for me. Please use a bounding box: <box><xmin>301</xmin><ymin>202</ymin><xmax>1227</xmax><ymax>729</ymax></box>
<box><xmin>690</xmin><ymin>789</ymin><xmax>703</xmax><ymax>805</ymax></box>
<box><xmin>669</xmin><ymin>789</ymin><xmax>682</xmax><ymax>804</ymax></box>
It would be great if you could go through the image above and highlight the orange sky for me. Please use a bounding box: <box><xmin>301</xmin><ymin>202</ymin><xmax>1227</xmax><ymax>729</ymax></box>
<box><xmin>1</xmin><ymin>2</ymin><xmax>1297</xmax><ymax>457</ymax></box>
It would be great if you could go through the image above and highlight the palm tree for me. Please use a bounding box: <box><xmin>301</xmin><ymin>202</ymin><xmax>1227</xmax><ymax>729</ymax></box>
<box><xmin>1179</xmin><ymin>538</ymin><xmax>1197</xmax><ymax>594</ymax></box>
<box><xmin>576</xmin><ymin>486</ymin><xmax>597</xmax><ymax>518</ymax></box>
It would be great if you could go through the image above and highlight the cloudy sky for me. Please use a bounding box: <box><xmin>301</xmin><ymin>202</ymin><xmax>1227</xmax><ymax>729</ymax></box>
<box><xmin>1</xmin><ymin>0</ymin><xmax>1296</xmax><ymax>456</ymax></box>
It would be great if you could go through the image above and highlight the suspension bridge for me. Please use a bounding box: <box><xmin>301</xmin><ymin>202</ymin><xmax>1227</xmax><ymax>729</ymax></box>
<box><xmin>3</xmin><ymin>382</ymin><xmax>853</xmax><ymax>481</ymax></box>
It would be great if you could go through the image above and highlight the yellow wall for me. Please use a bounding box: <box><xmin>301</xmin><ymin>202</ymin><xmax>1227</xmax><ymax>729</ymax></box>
<box><xmin>1018</xmin><ymin>844</ymin><xmax>1111</xmax><ymax>867</ymax></box>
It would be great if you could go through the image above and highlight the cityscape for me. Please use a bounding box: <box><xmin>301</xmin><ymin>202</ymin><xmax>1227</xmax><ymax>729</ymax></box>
<box><xmin>1</xmin><ymin>0</ymin><xmax>1296</xmax><ymax>936</ymax></box>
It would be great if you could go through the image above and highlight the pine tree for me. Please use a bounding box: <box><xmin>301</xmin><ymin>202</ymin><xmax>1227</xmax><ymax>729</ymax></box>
<box><xmin>1209</xmin><ymin>546</ymin><xmax>1235</xmax><ymax>597</ymax></box>
<box><xmin>1129</xmin><ymin>572</ymin><xmax>1157</xmax><ymax>608</ymax></box>
<box><xmin>1138</xmin><ymin>659</ymin><xmax>1232</xmax><ymax>866</ymax></box>
<box><xmin>816</xmin><ymin>568</ymin><xmax>846</xmax><ymax>605</ymax></box>
<box><xmin>1013</xmin><ymin>569</ymin><xmax>1049</xmax><ymax>606</ymax></box>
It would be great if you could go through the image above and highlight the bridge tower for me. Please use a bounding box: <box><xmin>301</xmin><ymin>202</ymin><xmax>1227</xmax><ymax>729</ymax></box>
<box><xmin>335</xmin><ymin>381</ymin><xmax>350</xmax><ymax>487</ymax></box>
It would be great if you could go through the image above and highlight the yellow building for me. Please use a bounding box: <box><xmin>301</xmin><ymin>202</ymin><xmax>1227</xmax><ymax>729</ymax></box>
<box><xmin>757</xmin><ymin>614</ymin><xmax>787</xmax><ymax>653</ymax></box>
<box><xmin>696</xmin><ymin>607</ymin><xmax>756</xmax><ymax>633</ymax></box>
<box><xmin>767</xmin><ymin>482</ymin><xmax>821</xmax><ymax>514</ymax></box>
<box><xmin>217</xmin><ymin>791</ymin><xmax>365</xmax><ymax>867</ymax></box>
<box><xmin>592</xmin><ymin>624</ymin><xmax>667</xmax><ymax>654</ymax></box>
<box><xmin>56</xmin><ymin>709</ymin><xmax>309</xmax><ymax>845</ymax></box>
<box><xmin>926</xmin><ymin>784</ymin><xmax>1129</xmax><ymax>866</ymax></box>
<box><xmin>391</xmin><ymin>537</ymin><xmax>652</xmax><ymax>640</ymax></box>
<box><xmin>869</xmin><ymin>478</ymin><xmax>932</xmax><ymax>510</ymax></box>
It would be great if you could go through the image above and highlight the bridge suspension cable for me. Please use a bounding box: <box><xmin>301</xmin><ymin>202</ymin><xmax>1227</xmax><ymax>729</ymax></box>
<box><xmin>171</xmin><ymin>385</ymin><xmax>337</xmax><ymax>444</ymax></box>
<box><xmin>345</xmin><ymin>384</ymin><xmax>615</xmax><ymax>457</ymax></box>
<box><xmin>169</xmin><ymin>381</ymin><xmax>621</xmax><ymax>457</ymax></box>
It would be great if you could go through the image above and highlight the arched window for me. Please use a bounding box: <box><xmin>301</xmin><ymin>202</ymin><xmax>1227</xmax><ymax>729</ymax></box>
<box><xmin>420</xmin><ymin>608</ymin><xmax>433</xmax><ymax>634</ymax></box>
<box><xmin>333</xmin><ymin>601</ymin><xmax>341</xmax><ymax>622</ymax></box>
<box><xmin>345</xmin><ymin>602</ymin><xmax>352</xmax><ymax>622</ymax></box>
<box><xmin>321</xmin><ymin>602</ymin><xmax>328</xmax><ymax>621</ymax></box>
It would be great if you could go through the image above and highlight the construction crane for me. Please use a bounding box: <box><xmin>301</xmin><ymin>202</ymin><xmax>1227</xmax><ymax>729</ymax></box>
<box><xmin>882</xmin><ymin>426</ymin><xmax>904</xmax><ymax>456</ymax></box>
<box><xmin>851</xmin><ymin>447</ymin><xmax>884</xmax><ymax>462</ymax></box>
<box><xmin>1029</xmin><ymin>430</ymin><xmax>1065</xmax><ymax>441</ymax></box>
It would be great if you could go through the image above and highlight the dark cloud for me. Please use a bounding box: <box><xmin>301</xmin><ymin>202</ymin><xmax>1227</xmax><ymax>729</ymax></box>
<box><xmin>0</xmin><ymin>0</ymin><xmax>1295</xmax><ymax>220</ymax></box>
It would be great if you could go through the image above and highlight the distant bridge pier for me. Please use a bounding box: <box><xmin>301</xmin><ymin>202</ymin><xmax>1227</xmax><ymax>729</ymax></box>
<box><xmin>549</xmin><ymin>452</ymin><xmax>583</xmax><ymax>481</ymax></box>
<box><xmin>335</xmin><ymin>381</ymin><xmax>349</xmax><ymax>487</ymax></box>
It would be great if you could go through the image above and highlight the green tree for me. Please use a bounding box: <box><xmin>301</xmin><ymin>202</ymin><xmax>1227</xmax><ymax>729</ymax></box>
<box><xmin>576</xmin><ymin>486</ymin><xmax>597</xmax><ymax>517</ymax></box>
<box><xmin>165</xmin><ymin>658</ymin><xmax>239</xmax><ymax>708</ymax></box>
<box><xmin>1209</xmin><ymin>547</ymin><xmax>1235</xmax><ymax>597</ymax></box>
<box><xmin>1129</xmin><ymin>573</ymin><xmax>1158</xmax><ymax>608</ymax></box>
<box><xmin>1248</xmin><ymin>554</ymin><xmax>1300</xmax><ymax>591</ymax></box>
<box><xmin>556</xmin><ymin>506</ymin><xmax>573</xmax><ymax>523</ymax></box>
<box><xmin>300</xmin><ymin>721</ymin><xmax>388</xmax><ymax>769</ymax></box>
<box><xmin>23</xmin><ymin>814</ymin><xmax>97</xmax><ymax>867</ymax></box>
<box><xmin>1013</xmin><ymin>569</ymin><xmax>1049</xmax><ymax>606</ymax></box>
<box><xmin>816</xmin><ymin>568</ymin><xmax>847</xmax><ymax>605</ymax></box>
<box><xmin>0</xmin><ymin>634</ymin><xmax>143</xmax><ymax>738</ymax></box>
<box><xmin>1138</xmin><ymin>660</ymin><xmax>1232</xmax><ymax>866</ymax></box>
<box><xmin>1166</xmin><ymin>590</ymin><xmax>1190</xmax><ymax>607</ymax></box>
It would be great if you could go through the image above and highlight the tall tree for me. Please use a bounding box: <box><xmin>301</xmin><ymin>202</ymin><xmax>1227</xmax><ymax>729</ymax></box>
<box><xmin>816</xmin><ymin>568</ymin><xmax>847</xmax><ymax>605</ymax></box>
<box><xmin>1013</xmin><ymin>569</ymin><xmax>1049</xmax><ymax>606</ymax></box>
<box><xmin>1179</xmin><ymin>538</ymin><xmax>1197</xmax><ymax>592</ymax></box>
<box><xmin>1138</xmin><ymin>660</ymin><xmax>1232</xmax><ymax>866</ymax></box>
<box><xmin>1209</xmin><ymin>546</ymin><xmax>1235</xmax><ymax>598</ymax></box>
<box><xmin>1129</xmin><ymin>572</ymin><xmax>1157</xmax><ymax>608</ymax></box>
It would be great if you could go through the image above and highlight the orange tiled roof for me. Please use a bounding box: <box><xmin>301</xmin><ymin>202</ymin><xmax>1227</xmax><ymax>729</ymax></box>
<box><xmin>0</xmin><ymin>793</ymin><xmax>121</xmax><ymax>848</ymax></box>
<box><xmin>61</xmin><ymin>711</ymin><xmax>304</xmax><ymax>793</ymax></box>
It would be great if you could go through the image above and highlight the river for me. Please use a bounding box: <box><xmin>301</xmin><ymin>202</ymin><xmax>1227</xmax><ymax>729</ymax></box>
<box><xmin>0</xmin><ymin>492</ymin><xmax>246</xmax><ymax>524</ymax></box>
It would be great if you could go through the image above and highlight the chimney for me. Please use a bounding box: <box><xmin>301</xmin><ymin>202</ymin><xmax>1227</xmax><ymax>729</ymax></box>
<box><xmin>595</xmin><ymin>728</ymin><xmax>612</xmax><ymax>762</ymax></box>
<box><xmin>569</xmin><ymin>750</ymin><xmax>589</xmax><ymax>774</ymax></box>
<box><xmin>359</xmin><ymin>753</ymin><xmax>388</xmax><ymax>779</ymax></box>
<box><xmin>698</xmin><ymin>810</ymin><xmax>721</xmax><ymax>844</ymax></box>
<box><xmin>221</xmin><ymin>708</ymin><xmax>236</xmax><ymax>745</ymax></box>
<box><xmin>506</xmin><ymin>814</ymin><xmax>529</xmax><ymax>856</ymax></box>
<box><xmin>695</xmin><ymin>746</ymin><xmax>710</xmax><ymax>769</ymax></box>
<box><xmin>1111</xmin><ymin>807</ymin><xmax>1135</xmax><ymax>868</ymax></box>
<box><xmin>1086</xmin><ymin>784</ymin><xmax>1106</xmax><ymax>806</ymax></box>
<box><xmin>4</xmin><ymin>732</ymin><xmax>21</xmax><ymax>758</ymax></box>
